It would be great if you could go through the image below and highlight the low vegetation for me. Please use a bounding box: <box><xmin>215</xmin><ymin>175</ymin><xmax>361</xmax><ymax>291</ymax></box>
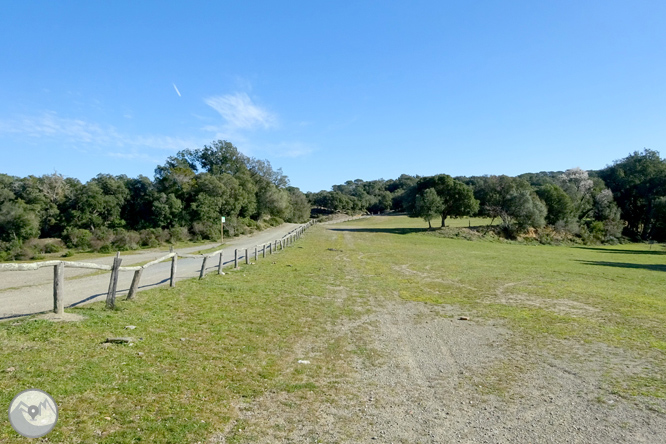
<box><xmin>1</xmin><ymin>215</ymin><xmax>664</xmax><ymax>442</ymax></box>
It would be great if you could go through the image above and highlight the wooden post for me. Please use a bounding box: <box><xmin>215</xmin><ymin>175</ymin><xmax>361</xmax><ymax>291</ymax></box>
<box><xmin>254</xmin><ymin>246</ymin><xmax>258</xmax><ymax>261</ymax></box>
<box><xmin>234</xmin><ymin>249</ymin><xmax>238</xmax><ymax>268</ymax></box>
<box><xmin>199</xmin><ymin>255</ymin><xmax>208</xmax><ymax>279</ymax></box>
<box><xmin>218</xmin><ymin>251</ymin><xmax>223</xmax><ymax>274</ymax></box>
<box><xmin>170</xmin><ymin>248</ymin><xmax>177</xmax><ymax>287</ymax></box>
<box><xmin>127</xmin><ymin>268</ymin><xmax>143</xmax><ymax>300</ymax></box>
<box><xmin>53</xmin><ymin>262</ymin><xmax>64</xmax><ymax>315</ymax></box>
<box><xmin>245</xmin><ymin>248</ymin><xmax>249</xmax><ymax>265</ymax></box>
<box><xmin>106</xmin><ymin>252</ymin><xmax>122</xmax><ymax>309</ymax></box>
<box><xmin>269</xmin><ymin>242</ymin><xmax>272</xmax><ymax>255</ymax></box>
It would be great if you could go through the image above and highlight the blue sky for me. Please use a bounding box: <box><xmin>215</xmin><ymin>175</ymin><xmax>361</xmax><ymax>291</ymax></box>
<box><xmin>1</xmin><ymin>1</ymin><xmax>665</xmax><ymax>192</ymax></box>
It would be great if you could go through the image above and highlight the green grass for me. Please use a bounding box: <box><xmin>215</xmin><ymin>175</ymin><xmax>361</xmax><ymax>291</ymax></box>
<box><xmin>2</xmin><ymin>215</ymin><xmax>665</xmax><ymax>442</ymax></box>
<box><xmin>0</xmin><ymin>232</ymin><xmax>358</xmax><ymax>443</ymax></box>
<box><xmin>326</xmin><ymin>215</ymin><xmax>666</xmax><ymax>397</ymax></box>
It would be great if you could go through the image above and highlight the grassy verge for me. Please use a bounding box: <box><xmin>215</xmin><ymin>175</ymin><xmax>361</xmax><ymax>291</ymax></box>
<box><xmin>0</xmin><ymin>230</ymin><xmax>357</xmax><ymax>443</ymax></box>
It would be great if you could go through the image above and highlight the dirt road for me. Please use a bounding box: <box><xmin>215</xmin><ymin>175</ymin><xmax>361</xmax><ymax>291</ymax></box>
<box><xmin>216</xmin><ymin>224</ymin><xmax>666</xmax><ymax>444</ymax></box>
<box><xmin>0</xmin><ymin>223</ymin><xmax>302</xmax><ymax>320</ymax></box>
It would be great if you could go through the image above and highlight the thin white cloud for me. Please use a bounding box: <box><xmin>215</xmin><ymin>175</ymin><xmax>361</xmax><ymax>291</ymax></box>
<box><xmin>173</xmin><ymin>83</ymin><xmax>181</xmax><ymax>97</ymax></box>
<box><xmin>0</xmin><ymin>112</ymin><xmax>199</xmax><ymax>154</ymax></box>
<box><xmin>204</xmin><ymin>92</ymin><xmax>277</xmax><ymax>131</ymax></box>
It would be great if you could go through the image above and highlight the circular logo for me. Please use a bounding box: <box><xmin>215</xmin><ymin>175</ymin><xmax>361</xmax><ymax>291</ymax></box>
<box><xmin>8</xmin><ymin>389</ymin><xmax>58</xmax><ymax>438</ymax></box>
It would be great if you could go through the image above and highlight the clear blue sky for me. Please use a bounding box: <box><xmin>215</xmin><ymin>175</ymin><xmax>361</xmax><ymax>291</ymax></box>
<box><xmin>1</xmin><ymin>1</ymin><xmax>665</xmax><ymax>192</ymax></box>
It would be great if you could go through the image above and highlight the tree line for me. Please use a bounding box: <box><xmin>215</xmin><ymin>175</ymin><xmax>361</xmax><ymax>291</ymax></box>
<box><xmin>0</xmin><ymin>140</ymin><xmax>311</xmax><ymax>260</ymax></box>
<box><xmin>307</xmin><ymin>150</ymin><xmax>666</xmax><ymax>242</ymax></box>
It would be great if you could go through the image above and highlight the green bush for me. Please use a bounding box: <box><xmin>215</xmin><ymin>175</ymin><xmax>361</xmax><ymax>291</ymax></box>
<box><xmin>169</xmin><ymin>226</ymin><xmax>190</xmax><ymax>243</ymax></box>
<box><xmin>62</xmin><ymin>228</ymin><xmax>93</xmax><ymax>250</ymax></box>
<box><xmin>90</xmin><ymin>227</ymin><xmax>113</xmax><ymax>252</ymax></box>
<box><xmin>139</xmin><ymin>229</ymin><xmax>158</xmax><ymax>248</ymax></box>
<box><xmin>44</xmin><ymin>241</ymin><xmax>63</xmax><ymax>253</ymax></box>
<box><xmin>112</xmin><ymin>229</ymin><xmax>140</xmax><ymax>251</ymax></box>
<box><xmin>191</xmin><ymin>222</ymin><xmax>218</xmax><ymax>241</ymax></box>
<box><xmin>266</xmin><ymin>216</ymin><xmax>284</xmax><ymax>227</ymax></box>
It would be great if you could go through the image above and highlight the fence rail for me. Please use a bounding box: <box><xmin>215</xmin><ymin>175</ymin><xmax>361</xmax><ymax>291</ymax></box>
<box><xmin>0</xmin><ymin>220</ymin><xmax>317</xmax><ymax>317</ymax></box>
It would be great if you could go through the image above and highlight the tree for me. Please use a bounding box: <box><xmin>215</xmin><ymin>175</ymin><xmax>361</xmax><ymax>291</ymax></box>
<box><xmin>414</xmin><ymin>188</ymin><xmax>443</xmax><ymax>228</ymax></box>
<box><xmin>65</xmin><ymin>176</ymin><xmax>129</xmax><ymax>231</ymax></box>
<box><xmin>406</xmin><ymin>174</ymin><xmax>478</xmax><ymax>227</ymax></box>
<box><xmin>473</xmin><ymin>175</ymin><xmax>531</xmax><ymax>223</ymax></box>
<box><xmin>536</xmin><ymin>184</ymin><xmax>573</xmax><ymax>225</ymax></box>
<box><xmin>286</xmin><ymin>187</ymin><xmax>311</xmax><ymax>223</ymax></box>
<box><xmin>504</xmin><ymin>190</ymin><xmax>547</xmax><ymax>231</ymax></box>
<box><xmin>598</xmin><ymin>149</ymin><xmax>666</xmax><ymax>239</ymax></box>
<box><xmin>558</xmin><ymin>168</ymin><xmax>595</xmax><ymax>220</ymax></box>
<box><xmin>592</xmin><ymin>189</ymin><xmax>623</xmax><ymax>240</ymax></box>
<box><xmin>0</xmin><ymin>200</ymin><xmax>39</xmax><ymax>242</ymax></box>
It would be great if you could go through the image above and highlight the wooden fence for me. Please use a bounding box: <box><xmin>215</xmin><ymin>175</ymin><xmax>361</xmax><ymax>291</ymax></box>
<box><xmin>0</xmin><ymin>220</ymin><xmax>316</xmax><ymax>316</ymax></box>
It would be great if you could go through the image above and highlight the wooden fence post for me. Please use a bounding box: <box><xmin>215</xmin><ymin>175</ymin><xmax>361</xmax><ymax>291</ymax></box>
<box><xmin>234</xmin><ymin>249</ymin><xmax>238</xmax><ymax>268</ymax></box>
<box><xmin>262</xmin><ymin>244</ymin><xmax>266</xmax><ymax>258</ymax></box>
<box><xmin>106</xmin><ymin>252</ymin><xmax>122</xmax><ymax>309</ymax></box>
<box><xmin>245</xmin><ymin>248</ymin><xmax>249</xmax><ymax>265</ymax></box>
<box><xmin>269</xmin><ymin>242</ymin><xmax>272</xmax><ymax>255</ymax></box>
<box><xmin>127</xmin><ymin>268</ymin><xmax>143</xmax><ymax>300</ymax></box>
<box><xmin>218</xmin><ymin>251</ymin><xmax>223</xmax><ymax>274</ymax></box>
<box><xmin>254</xmin><ymin>246</ymin><xmax>258</xmax><ymax>261</ymax></box>
<box><xmin>53</xmin><ymin>262</ymin><xmax>64</xmax><ymax>315</ymax></box>
<box><xmin>170</xmin><ymin>249</ymin><xmax>177</xmax><ymax>287</ymax></box>
<box><xmin>199</xmin><ymin>255</ymin><xmax>209</xmax><ymax>279</ymax></box>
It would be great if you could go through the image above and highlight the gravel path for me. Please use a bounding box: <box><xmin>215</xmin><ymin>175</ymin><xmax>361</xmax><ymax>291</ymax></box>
<box><xmin>214</xmin><ymin>225</ymin><xmax>666</xmax><ymax>444</ymax></box>
<box><xmin>219</xmin><ymin>296</ymin><xmax>666</xmax><ymax>443</ymax></box>
<box><xmin>0</xmin><ymin>223</ymin><xmax>302</xmax><ymax>320</ymax></box>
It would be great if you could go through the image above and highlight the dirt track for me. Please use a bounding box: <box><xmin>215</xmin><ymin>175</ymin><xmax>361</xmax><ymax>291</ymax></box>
<box><xmin>215</xmin><ymin>224</ymin><xmax>666</xmax><ymax>444</ymax></box>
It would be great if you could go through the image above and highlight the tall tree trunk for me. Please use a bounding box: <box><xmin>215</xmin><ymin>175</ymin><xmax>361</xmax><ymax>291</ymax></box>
<box><xmin>441</xmin><ymin>213</ymin><xmax>446</xmax><ymax>228</ymax></box>
<box><xmin>428</xmin><ymin>220</ymin><xmax>432</xmax><ymax>229</ymax></box>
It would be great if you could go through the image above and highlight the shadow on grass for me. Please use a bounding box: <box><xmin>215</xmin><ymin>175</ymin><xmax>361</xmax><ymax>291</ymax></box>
<box><xmin>577</xmin><ymin>260</ymin><xmax>666</xmax><ymax>272</ymax></box>
<box><xmin>328</xmin><ymin>227</ymin><xmax>429</xmax><ymax>235</ymax></box>
<box><xmin>575</xmin><ymin>246</ymin><xmax>666</xmax><ymax>256</ymax></box>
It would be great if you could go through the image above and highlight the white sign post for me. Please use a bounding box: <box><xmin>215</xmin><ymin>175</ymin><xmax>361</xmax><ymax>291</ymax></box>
<box><xmin>221</xmin><ymin>217</ymin><xmax>226</xmax><ymax>241</ymax></box>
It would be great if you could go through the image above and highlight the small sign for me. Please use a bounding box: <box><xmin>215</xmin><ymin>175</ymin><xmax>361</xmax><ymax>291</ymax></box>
<box><xmin>221</xmin><ymin>217</ymin><xmax>226</xmax><ymax>223</ymax></box>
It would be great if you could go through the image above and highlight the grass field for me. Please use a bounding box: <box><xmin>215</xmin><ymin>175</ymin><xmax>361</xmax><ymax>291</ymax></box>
<box><xmin>1</xmin><ymin>215</ymin><xmax>664</xmax><ymax>442</ymax></box>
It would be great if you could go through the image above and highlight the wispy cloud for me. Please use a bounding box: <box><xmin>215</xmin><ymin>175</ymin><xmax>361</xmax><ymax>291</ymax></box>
<box><xmin>173</xmin><ymin>83</ymin><xmax>181</xmax><ymax>97</ymax></box>
<box><xmin>0</xmin><ymin>112</ymin><xmax>199</xmax><ymax>154</ymax></box>
<box><xmin>204</xmin><ymin>92</ymin><xmax>277</xmax><ymax>131</ymax></box>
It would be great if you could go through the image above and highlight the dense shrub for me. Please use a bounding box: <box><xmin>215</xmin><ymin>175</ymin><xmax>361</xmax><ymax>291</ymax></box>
<box><xmin>90</xmin><ymin>227</ymin><xmax>113</xmax><ymax>253</ymax></box>
<box><xmin>139</xmin><ymin>229</ymin><xmax>160</xmax><ymax>248</ymax></box>
<box><xmin>266</xmin><ymin>216</ymin><xmax>284</xmax><ymax>227</ymax></box>
<box><xmin>191</xmin><ymin>221</ymin><xmax>219</xmax><ymax>241</ymax></box>
<box><xmin>44</xmin><ymin>240</ymin><xmax>64</xmax><ymax>253</ymax></box>
<box><xmin>169</xmin><ymin>226</ymin><xmax>190</xmax><ymax>243</ymax></box>
<box><xmin>63</xmin><ymin>228</ymin><xmax>93</xmax><ymax>250</ymax></box>
<box><xmin>112</xmin><ymin>229</ymin><xmax>140</xmax><ymax>251</ymax></box>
